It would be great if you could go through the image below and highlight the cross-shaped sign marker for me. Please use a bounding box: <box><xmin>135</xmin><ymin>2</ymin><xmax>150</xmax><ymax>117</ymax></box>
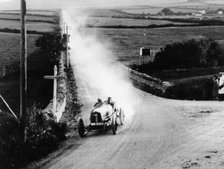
<box><xmin>44</xmin><ymin>65</ymin><xmax>66</xmax><ymax>116</ymax></box>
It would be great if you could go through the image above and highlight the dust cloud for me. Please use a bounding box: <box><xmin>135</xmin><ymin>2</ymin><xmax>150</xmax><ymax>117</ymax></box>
<box><xmin>63</xmin><ymin>10</ymin><xmax>139</xmax><ymax>121</ymax></box>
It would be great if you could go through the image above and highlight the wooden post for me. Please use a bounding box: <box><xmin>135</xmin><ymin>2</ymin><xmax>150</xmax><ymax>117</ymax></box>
<box><xmin>66</xmin><ymin>25</ymin><xmax>69</xmax><ymax>68</ymax></box>
<box><xmin>44</xmin><ymin>66</ymin><xmax>66</xmax><ymax>117</ymax></box>
<box><xmin>20</xmin><ymin>0</ymin><xmax>27</xmax><ymax>143</ymax></box>
<box><xmin>0</xmin><ymin>95</ymin><xmax>19</xmax><ymax>122</ymax></box>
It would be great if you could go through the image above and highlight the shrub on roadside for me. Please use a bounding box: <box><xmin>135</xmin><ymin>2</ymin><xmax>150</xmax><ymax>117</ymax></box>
<box><xmin>35</xmin><ymin>30</ymin><xmax>69</xmax><ymax>63</ymax></box>
<box><xmin>0</xmin><ymin>104</ymin><xmax>67</xmax><ymax>169</ymax></box>
<box><xmin>133</xmin><ymin>38</ymin><xmax>224</xmax><ymax>72</ymax></box>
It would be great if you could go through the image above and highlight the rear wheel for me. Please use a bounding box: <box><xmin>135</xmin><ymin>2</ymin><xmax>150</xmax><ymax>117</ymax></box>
<box><xmin>119</xmin><ymin>109</ymin><xmax>125</xmax><ymax>125</ymax></box>
<box><xmin>78</xmin><ymin>119</ymin><xmax>85</xmax><ymax>138</ymax></box>
<box><xmin>112</xmin><ymin>117</ymin><xmax>117</xmax><ymax>135</ymax></box>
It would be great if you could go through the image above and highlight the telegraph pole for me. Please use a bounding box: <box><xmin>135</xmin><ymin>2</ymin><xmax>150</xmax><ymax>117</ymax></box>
<box><xmin>20</xmin><ymin>0</ymin><xmax>27</xmax><ymax>143</ymax></box>
<box><xmin>66</xmin><ymin>25</ymin><xmax>69</xmax><ymax>68</ymax></box>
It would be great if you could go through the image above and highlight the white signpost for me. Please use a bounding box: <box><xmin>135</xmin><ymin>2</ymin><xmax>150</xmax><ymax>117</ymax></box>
<box><xmin>44</xmin><ymin>65</ymin><xmax>66</xmax><ymax>117</ymax></box>
<box><xmin>139</xmin><ymin>47</ymin><xmax>151</xmax><ymax>65</ymax></box>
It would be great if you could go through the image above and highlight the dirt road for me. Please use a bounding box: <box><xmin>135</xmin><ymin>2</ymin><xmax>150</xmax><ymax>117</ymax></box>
<box><xmin>41</xmin><ymin>73</ymin><xmax>224</xmax><ymax>169</ymax></box>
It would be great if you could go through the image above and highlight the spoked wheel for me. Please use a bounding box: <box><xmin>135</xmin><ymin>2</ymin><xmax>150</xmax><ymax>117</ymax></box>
<box><xmin>78</xmin><ymin>119</ymin><xmax>85</xmax><ymax>138</ymax></box>
<box><xmin>119</xmin><ymin>109</ymin><xmax>125</xmax><ymax>125</ymax></box>
<box><xmin>112</xmin><ymin>117</ymin><xmax>117</xmax><ymax>135</ymax></box>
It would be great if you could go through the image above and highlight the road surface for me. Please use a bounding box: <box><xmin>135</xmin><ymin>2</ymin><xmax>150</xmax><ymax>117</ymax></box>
<box><xmin>40</xmin><ymin>71</ymin><xmax>224</xmax><ymax>169</ymax></box>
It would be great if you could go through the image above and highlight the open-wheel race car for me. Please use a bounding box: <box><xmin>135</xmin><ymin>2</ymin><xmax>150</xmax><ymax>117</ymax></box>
<box><xmin>77</xmin><ymin>99</ymin><xmax>125</xmax><ymax>137</ymax></box>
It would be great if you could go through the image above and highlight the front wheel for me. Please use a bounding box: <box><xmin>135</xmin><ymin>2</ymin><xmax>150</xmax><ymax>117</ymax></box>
<box><xmin>111</xmin><ymin>117</ymin><xmax>117</xmax><ymax>135</ymax></box>
<box><xmin>78</xmin><ymin>119</ymin><xmax>85</xmax><ymax>138</ymax></box>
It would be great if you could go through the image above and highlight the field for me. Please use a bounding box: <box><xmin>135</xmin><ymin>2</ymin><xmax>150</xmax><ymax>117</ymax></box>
<box><xmin>83</xmin><ymin>6</ymin><xmax>224</xmax><ymax>100</ymax></box>
<box><xmin>82</xmin><ymin>5</ymin><xmax>224</xmax><ymax>100</ymax></box>
<box><xmin>85</xmin><ymin>16</ymin><xmax>194</xmax><ymax>27</ymax></box>
<box><xmin>0</xmin><ymin>13</ymin><xmax>57</xmax><ymax>22</ymax></box>
<box><xmin>0</xmin><ymin>33</ymin><xmax>39</xmax><ymax>66</ymax></box>
<box><xmin>121</xmin><ymin>7</ymin><xmax>164</xmax><ymax>15</ymax></box>
<box><xmin>80</xmin><ymin>8</ymin><xmax>134</xmax><ymax>17</ymax></box>
<box><xmin>90</xmin><ymin>24</ymin><xmax>224</xmax><ymax>100</ymax></box>
<box><xmin>0</xmin><ymin>20</ymin><xmax>55</xmax><ymax>33</ymax></box>
<box><xmin>121</xmin><ymin>2</ymin><xmax>224</xmax><ymax>15</ymax></box>
<box><xmin>121</xmin><ymin>7</ymin><xmax>203</xmax><ymax>15</ymax></box>
<box><xmin>0</xmin><ymin>10</ymin><xmax>58</xmax><ymax>115</ymax></box>
<box><xmin>0</xmin><ymin>9</ymin><xmax>58</xmax><ymax>16</ymax></box>
<box><xmin>88</xmin><ymin>26</ymin><xmax>224</xmax><ymax>65</ymax></box>
<box><xmin>0</xmin><ymin>33</ymin><xmax>53</xmax><ymax>115</ymax></box>
<box><xmin>0</xmin><ymin>11</ymin><xmax>58</xmax><ymax>33</ymax></box>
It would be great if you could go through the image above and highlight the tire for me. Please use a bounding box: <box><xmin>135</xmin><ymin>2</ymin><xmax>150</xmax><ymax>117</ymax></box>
<box><xmin>119</xmin><ymin>109</ymin><xmax>125</xmax><ymax>125</ymax></box>
<box><xmin>112</xmin><ymin>117</ymin><xmax>117</xmax><ymax>135</ymax></box>
<box><xmin>78</xmin><ymin>119</ymin><xmax>85</xmax><ymax>138</ymax></box>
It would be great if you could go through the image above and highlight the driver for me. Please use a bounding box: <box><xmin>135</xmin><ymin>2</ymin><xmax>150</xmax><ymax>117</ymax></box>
<box><xmin>94</xmin><ymin>98</ymin><xmax>103</xmax><ymax>108</ymax></box>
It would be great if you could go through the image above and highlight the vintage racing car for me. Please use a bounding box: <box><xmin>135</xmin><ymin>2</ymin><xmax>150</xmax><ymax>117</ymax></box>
<box><xmin>77</xmin><ymin>101</ymin><xmax>125</xmax><ymax>137</ymax></box>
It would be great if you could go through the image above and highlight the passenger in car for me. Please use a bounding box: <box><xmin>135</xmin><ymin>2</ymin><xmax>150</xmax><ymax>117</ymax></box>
<box><xmin>106</xmin><ymin>97</ymin><xmax>115</xmax><ymax>108</ymax></box>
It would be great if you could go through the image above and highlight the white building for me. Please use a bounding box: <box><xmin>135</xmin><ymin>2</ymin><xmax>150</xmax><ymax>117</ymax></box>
<box><xmin>218</xmin><ymin>11</ymin><xmax>223</xmax><ymax>15</ymax></box>
<box><xmin>198</xmin><ymin>10</ymin><xmax>206</xmax><ymax>15</ymax></box>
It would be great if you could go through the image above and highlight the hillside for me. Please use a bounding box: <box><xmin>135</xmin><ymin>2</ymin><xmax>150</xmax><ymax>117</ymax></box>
<box><xmin>188</xmin><ymin>0</ymin><xmax>201</xmax><ymax>2</ymax></box>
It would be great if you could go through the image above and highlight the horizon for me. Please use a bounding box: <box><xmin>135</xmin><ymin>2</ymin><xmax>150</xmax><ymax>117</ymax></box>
<box><xmin>0</xmin><ymin>0</ymin><xmax>188</xmax><ymax>10</ymax></box>
<box><xmin>0</xmin><ymin>0</ymin><xmax>223</xmax><ymax>11</ymax></box>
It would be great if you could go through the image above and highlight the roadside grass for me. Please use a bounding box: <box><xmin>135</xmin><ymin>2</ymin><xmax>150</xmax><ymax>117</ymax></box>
<box><xmin>132</xmin><ymin>66</ymin><xmax>223</xmax><ymax>100</ymax></box>
<box><xmin>164</xmin><ymin>75</ymin><xmax>214</xmax><ymax>100</ymax></box>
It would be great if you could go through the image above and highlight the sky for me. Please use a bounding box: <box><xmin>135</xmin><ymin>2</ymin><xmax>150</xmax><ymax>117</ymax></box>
<box><xmin>0</xmin><ymin>0</ymin><xmax>187</xmax><ymax>10</ymax></box>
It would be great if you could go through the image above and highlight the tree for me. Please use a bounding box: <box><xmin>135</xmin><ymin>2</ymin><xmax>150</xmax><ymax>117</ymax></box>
<box><xmin>206</xmin><ymin>41</ymin><xmax>224</xmax><ymax>67</ymax></box>
<box><xmin>160</xmin><ymin>8</ymin><xmax>174</xmax><ymax>15</ymax></box>
<box><xmin>153</xmin><ymin>39</ymin><xmax>204</xmax><ymax>69</ymax></box>
<box><xmin>152</xmin><ymin>39</ymin><xmax>224</xmax><ymax>70</ymax></box>
<box><xmin>35</xmin><ymin>30</ymin><xmax>68</xmax><ymax>62</ymax></box>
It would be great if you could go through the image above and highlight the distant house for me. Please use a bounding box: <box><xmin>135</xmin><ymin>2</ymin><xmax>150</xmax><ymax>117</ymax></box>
<box><xmin>188</xmin><ymin>0</ymin><xmax>201</xmax><ymax>2</ymax></box>
<box><xmin>192</xmin><ymin>9</ymin><xmax>206</xmax><ymax>16</ymax></box>
<box><xmin>218</xmin><ymin>11</ymin><xmax>223</xmax><ymax>15</ymax></box>
<box><xmin>192</xmin><ymin>12</ymin><xmax>202</xmax><ymax>17</ymax></box>
<box><xmin>199</xmin><ymin>10</ymin><xmax>206</xmax><ymax>15</ymax></box>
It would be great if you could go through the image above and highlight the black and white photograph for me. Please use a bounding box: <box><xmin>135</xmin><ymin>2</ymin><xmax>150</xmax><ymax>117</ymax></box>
<box><xmin>1</xmin><ymin>0</ymin><xmax>224</xmax><ymax>168</ymax></box>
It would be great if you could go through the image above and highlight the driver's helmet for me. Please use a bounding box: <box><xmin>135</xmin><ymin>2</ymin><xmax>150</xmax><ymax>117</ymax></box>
<box><xmin>97</xmin><ymin>98</ymin><xmax>102</xmax><ymax>103</ymax></box>
<box><xmin>107</xmin><ymin>97</ymin><xmax>112</xmax><ymax>103</ymax></box>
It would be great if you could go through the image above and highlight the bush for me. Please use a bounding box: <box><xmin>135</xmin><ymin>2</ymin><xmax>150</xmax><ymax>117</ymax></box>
<box><xmin>158</xmin><ymin>8</ymin><xmax>174</xmax><ymax>15</ymax></box>
<box><xmin>206</xmin><ymin>41</ymin><xmax>224</xmax><ymax>67</ymax></box>
<box><xmin>0</xmin><ymin>113</ymin><xmax>20</xmax><ymax>168</ymax></box>
<box><xmin>35</xmin><ymin>30</ymin><xmax>69</xmax><ymax>63</ymax></box>
<box><xmin>0</xmin><ymin>104</ymin><xmax>67</xmax><ymax>168</ymax></box>
<box><xmin>136</xmin><ymin>39</ymin><xmax>224</xmax><ymax>71</ymax></box>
